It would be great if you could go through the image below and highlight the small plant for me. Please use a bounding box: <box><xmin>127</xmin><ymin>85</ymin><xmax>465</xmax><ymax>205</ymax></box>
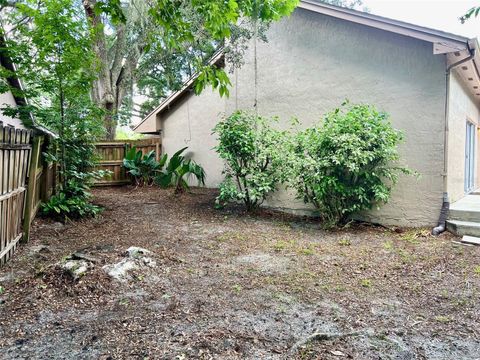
<box><xmin>474</xmin><ymin>265</ymin><xmax>480</xmax><ymax>275</ymax></box>
<box><xmin>0</xmin><ymin>285</ymin><xmax>4</xmax><ymax>295</ymax></box>
<box><xmin>338</xmin><ymin>238</ymin><xmax>351</xmax><ymax>246</ymax></box>
<box><xmin>213</xmin><ymin>111</ymin><xmax>289</xmax><ymax>211</ymax></box>
<box><xmin>298</xmin><ymin>246</ymin><xmax>315</xmax><ymax>256</ymax></box>
<box><xmin>288</xmin><ymin>102</ymin><xmax>412</xmax><ymax>227</ymax></box>
<box><xmin>41</xmin><ymin>174</ymin><xmax>105</xmax><ymax>221</ymax></box>
<box><xmin>232</xmin><ymin>284</ymin><xmax>242</xmax><ymax>293</ymax></box>
<box><xmin>123</xmin><ymin>146</ymin><xmax>165</xmax><ymax>186</ymax></box>
<box><xmin>155</xmin><ymin>147</ymin><xmax>206</xmax><ymax>194</ymax></box>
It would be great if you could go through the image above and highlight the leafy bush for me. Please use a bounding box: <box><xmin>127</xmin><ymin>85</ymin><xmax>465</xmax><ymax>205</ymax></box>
<box><xmin>155</xmin><ymin>147</ymin><xmax>206</xmax><ymax>194</ymax></box>
<box><xmin>42</xmin><ymin>189</ymin><xmax>102</xmax><ymax>220</ymax></box>
<box><xmin>289</xmin><ymin>103</ymin><xmax>410</xmax><ymax>227</ymax></box>
<box><xmin>41</xmin><ymin>103</ymin><xmax>109</xmax><ymax>221</ymax></box>
<box><xmin>213</xmin><ymin>111</ymin><xmax>288</xmax><ymax>211</ymax></box>
<box><xmin>123</xmin><ymin>146</ymin><xmax>166</xmax><ymax>185</ymax></box>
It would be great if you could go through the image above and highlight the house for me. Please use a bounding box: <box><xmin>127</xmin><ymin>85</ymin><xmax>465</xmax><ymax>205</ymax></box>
<box><xmin>134</xmin><ymin>0</ymin><xmax>480</xmax><ymax>230</ymax></box>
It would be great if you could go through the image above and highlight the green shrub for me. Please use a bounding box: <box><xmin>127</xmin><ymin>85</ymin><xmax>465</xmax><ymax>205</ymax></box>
<box><xmin>123</xmin><ymin>146</ymin><xmax>165</xmax><ymax>185</ymax></box>
<box><xmin>289</xmin><ymin>103</ymin><xmax>411</xmax><ymax>227</ymax></box>
<box><xmin>42</xmin><ymin>181</ymin><xmax>103</xmax><ymax>221</ymax></box>
<box><xmin>213</xmin><ymin>111</ymin><xmax>288</xmax><ymax>211</ymax></box>
<box><xmin>155</xmin><ymin>147</ymin><xmax>206</xmax><ymax>194</ymax></box>
<box><xmin>41</xmin><ymin>113</ymin><xmax>109</xmax><ymax>222</ymax></box>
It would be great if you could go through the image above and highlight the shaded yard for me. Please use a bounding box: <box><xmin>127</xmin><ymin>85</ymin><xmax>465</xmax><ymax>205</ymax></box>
<box><xmin>0</xmin><ymin>187</ymin><xmax>479</xmax><ymax>359</ymax></box>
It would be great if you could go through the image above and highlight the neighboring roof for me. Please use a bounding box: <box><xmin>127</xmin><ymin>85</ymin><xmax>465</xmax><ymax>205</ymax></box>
<box><xmin>0</xmin><ymin>34</ymin><xmax>57</xmax><ymax>138</ymax></box>
<box><xmin>133</xmin><ymin>49</ymin><xmax>225</xmax><ymax>132</ymax></box>
<box><xmin>135</xmin><ymin>0</ymin><xmax>479</xmax><ymax>133</ymax></box>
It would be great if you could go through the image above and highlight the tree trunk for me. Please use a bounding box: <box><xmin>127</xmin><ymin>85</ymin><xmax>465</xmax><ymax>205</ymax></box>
<box><xmin>83</xmin><ymin>0</ymin><xmax>142</xmax><ymax>140</ymax></box>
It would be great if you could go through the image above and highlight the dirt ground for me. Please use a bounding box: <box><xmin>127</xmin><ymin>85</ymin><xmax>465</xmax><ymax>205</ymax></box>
<box><xmin>0</xmin><ymin>187</ymin><xmax>479</xmax><ymax>360</ymax></box>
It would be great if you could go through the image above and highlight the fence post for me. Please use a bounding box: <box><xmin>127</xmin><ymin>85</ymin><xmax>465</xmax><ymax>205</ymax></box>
<box><xmin>22</xmin><ymin>135</ymin><xmax>42</xmax><ymax>243</ymax></box>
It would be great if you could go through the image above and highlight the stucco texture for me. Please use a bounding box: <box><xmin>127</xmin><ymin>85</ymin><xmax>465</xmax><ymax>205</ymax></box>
<box><xmin>160</xmin><ymin>8</ymin><xmax>449</xmax><ymax>226</ymax></box>
<box><xmin>447</xmin><ymin>71</ymin><xmax>480</xmax><ymax>203</ymax></box>
<box><xmin>161</xmin><ymin>89</ymin><xmax>227</xmax><ymax>187</ymax></box>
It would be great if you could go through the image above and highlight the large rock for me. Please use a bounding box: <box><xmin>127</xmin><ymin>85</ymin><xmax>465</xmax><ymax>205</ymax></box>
<box><xmin>102</xmin><ymin>259</ymin><xmax>138</xmax><ymax>282</ymax></box>
<box><xmin>62</xmin><ymin>260</ymin><xmax>92</xmax><ymax>279</ymax></box>
<box><xmin>103</xmin><ymin>247</ymin><xmax>156</xmax><ymax>282</ymax></box>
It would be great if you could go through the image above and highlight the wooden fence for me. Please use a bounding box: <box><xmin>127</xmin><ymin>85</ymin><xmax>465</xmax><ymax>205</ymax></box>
<box><xmin>94</xmin><ymin>137</ymin><xmax>161</xmax><ymax>186</ymax></box>
<box><xmin>0</xmin><ymin>122</ymin><xmax>57</xmax><ymax>265</ymax></box>
<box><xmin>0</xmin><ymin>125</ymin><xmax>31</xmax><ymax>265</ymax></box>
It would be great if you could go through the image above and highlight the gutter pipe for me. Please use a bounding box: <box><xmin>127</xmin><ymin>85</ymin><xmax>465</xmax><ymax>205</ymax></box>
<box><xmin>432</xmin><ymin>45</ymin><xmax>476</xmax><ymax>235</ymax></box>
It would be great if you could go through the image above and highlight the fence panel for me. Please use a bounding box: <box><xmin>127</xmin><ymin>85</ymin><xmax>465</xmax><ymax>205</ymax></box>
<box><xmin>0</xmin><ymin>123</ymin><xmax>32</xmax><ymax>265</ymax></box>
<box><xmin>94</xmin><ymin>138</ymin><xmax>161</xmax><ymax>186</ymax></box>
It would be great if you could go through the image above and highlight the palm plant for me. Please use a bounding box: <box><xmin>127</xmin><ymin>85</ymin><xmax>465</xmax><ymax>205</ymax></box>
<box><xmin>155</xmin><ymin>147</ymin><xmax>206</xmax><ymax>193</ymax></box>
<box><xmin>123</xmin><ymin>146</ymin><xmax>166</xmax><ymax>185</ymax></box>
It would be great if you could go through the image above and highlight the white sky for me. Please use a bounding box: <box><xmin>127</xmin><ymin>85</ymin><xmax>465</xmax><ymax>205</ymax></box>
<box><xmin>363</xmin><ymin>0</ymin><xmax>480</xmax><ymax>38</ymax></box>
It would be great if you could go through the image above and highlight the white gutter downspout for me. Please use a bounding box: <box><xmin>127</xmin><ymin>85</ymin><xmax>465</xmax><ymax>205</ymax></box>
<box><xmin>432</xmin><ymin>45</ymin><xmax>476</xmax><ymax>235</ymax></box>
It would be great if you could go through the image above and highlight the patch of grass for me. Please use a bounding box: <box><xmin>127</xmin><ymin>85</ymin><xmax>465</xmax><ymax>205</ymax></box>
<box><xmin>272</xmin><ymin>239</ymin><xmax>296</xmax><ymax>252</ymax></box>
<box><xmin>398</xmin><ymin>249</ymin><xmax>415</xmax><ymax>264</ymax></box>
<box><xmin>400</xmin><ymin>229</ymin><xmax>429</xmax><ymax>244</ymax></box>
<box><xmin>0</xmin><ymin>286</ymin><xmax>4</xmax><ymax>295</ymax></box>
<box><xmin>232</xmin><ymin>284</ymin><xmax>242</xmax><ymax>293</ymax></box>
<box><xmin>338</xmin><ymin>238</ymin><xmax>351</xmax><ymax>246</ymax></box>
<box><xmin>383</xmin><ymin>240</ymin><xmax>394</xmax><ymax>251</ymax></box>
<box><xmin>434</xmin><ymin>315</ymin><xmax>451</xmax><ymax>323</ymax></box>
<box><xmin>440</xmin><ymin>289</ymin><xmax>449</xmax><ymax>299</ymax></box>
<box><xmin>298</xmin><ymin>246</ymin><xmax>315</xmax><ymax>256</ymax></box>
<box><xmin>474</xmin><ymin>265</ymin><xmax>480</xmax><ymax>275</ymax></box>
<box><xmin>360</xmin><ymin>279</ymin><xmax>373</xmax><ymax>288</ymax></box>
<box><xmin>216</xmin><ymin>231</ymin><xmax>247</xmax><ymax>242</ymax></box>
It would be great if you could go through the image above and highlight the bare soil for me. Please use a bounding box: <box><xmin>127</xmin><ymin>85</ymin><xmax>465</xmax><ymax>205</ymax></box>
<box><xmin>0</xmin><ymin>187</ymin><xmax>479</xmax><ymax>359</ymax></box>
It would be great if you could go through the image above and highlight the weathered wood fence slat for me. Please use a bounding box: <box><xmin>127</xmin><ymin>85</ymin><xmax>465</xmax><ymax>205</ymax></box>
<box><xmin>0</xmin><ymin>123</ymin><xmax>31</xmax><ymax>265</ymax></box>
<box><xmin>94</xmin><ymin>138</ymin><xmax>161</xmax><ymax>186</ymax></box>
<box><xmin>0</xmin><ymin>122</ymin><xmax>58</xmax><ymax>265</ymax></box>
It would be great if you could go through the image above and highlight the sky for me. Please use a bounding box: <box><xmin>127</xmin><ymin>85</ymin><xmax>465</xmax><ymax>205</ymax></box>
<box><xmin>363</xmin><ymin>0</ymin><xmax>480</xmax><ymax>38</ymax></box>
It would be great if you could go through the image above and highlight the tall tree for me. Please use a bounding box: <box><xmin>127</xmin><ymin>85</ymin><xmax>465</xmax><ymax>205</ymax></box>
<box><xmin>82</xmin><ymin>0</ymin><xmax>298</xmax><ymax>139</ymax></box>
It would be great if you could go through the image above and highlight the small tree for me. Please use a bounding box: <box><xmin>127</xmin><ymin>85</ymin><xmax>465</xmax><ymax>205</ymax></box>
<box><xmin>213</xmin><ymin>111</ymin><xmax>288</xmax><ymax>211</ymax></box>
<box><xmin>289</xmin><ymin>103</ymin><xmax>410</xmax><ymax>227</ymax></box>
<box><xmin>0</xmin><ymin>0</ymin><xmax>107</xmax><ymax>220</ymax></box>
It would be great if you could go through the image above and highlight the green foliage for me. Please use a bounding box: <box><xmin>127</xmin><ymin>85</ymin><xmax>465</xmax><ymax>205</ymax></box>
<box><xmin>42</xmin><ymin>187</ymin><xmax>102</xmax><ymax>221</ymax></box>
<box><xmin>213</xmin><ymin>111</ymin><xmax>288</xmax><ymax>211</ymax></box>
<box><xmin>155</xmin><ymin>147</ymin><xmax>206</xmax><ymax>194</ymax></box>
<box><xmin>1</xmin><ymin>0</ymin><xmax>107</xmax><ymax>220</ymax></box>
<box><xmin>123</xmin><ymin>146</ymin><xmax>165</xmax><ymax>185</ymax></box>
<box><xmin>461</xmin><ymin>6</ymin><xmax>480</xmax><ymax>23</ymax></box>
<box><xmin>289</xmin><ymin>103</ymin><xmax>411</xmax><ymax>227</ymax></box>
<box><xmin>148</xmin><ymin>0</ymin><xmax>299</xmax><ymax>96</ymax></box>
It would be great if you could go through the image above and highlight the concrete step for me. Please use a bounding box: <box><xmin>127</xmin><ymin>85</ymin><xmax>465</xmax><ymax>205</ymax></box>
<box><xmin>462</xmin><ymin>235</ymin><xmax>480</xmax><ymax>246</ymax></box>
<box><xmin>449</xmin><ymin>208</ymin><xmax>480</xmax><ymax>222</ymax></box>
<box><xmin>447</xmin><ymin>220</ymin><xmax>480</xmax><ymax>237</ymax></box>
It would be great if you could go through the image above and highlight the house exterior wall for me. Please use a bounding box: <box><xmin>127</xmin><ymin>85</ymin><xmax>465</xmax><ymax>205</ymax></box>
<box><xmin>159</xmin><ymin>8</ymin><xmax>448</xmax><ymax>226</ymax></box>
<box><xmin>447</xmin><ymin>71</ymin><xmax>480</xmax><ymax>202</ymax></box>
<box><xmin>161</xmin><ymin>89</ymin><xmax>227</xmax><ymax>188</ymax></box>
<box><xmin>0</xmin><ymin>91</ymin><xmax>25</xmax><ymax>129</ymax></box>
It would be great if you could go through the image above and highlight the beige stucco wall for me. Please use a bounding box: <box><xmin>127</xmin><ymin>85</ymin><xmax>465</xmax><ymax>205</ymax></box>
<box><xmin>160</xmin><ymin>8</ymin><xmax>448</xmax><ymax>226</ymax></box>
<box><xmin>161</xmin><ymin>89</ymin><xmax>227</xmax><ymax>187</ymax></box>
<box><xmin>0</xmin><ymin>90</ymin><xmax>25</xmax><ymax>129</ymax></box>
<box><xmin>447</xmin><ymin>71</ymin><xmax>480</xmax><ymax>202</ymax></box>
